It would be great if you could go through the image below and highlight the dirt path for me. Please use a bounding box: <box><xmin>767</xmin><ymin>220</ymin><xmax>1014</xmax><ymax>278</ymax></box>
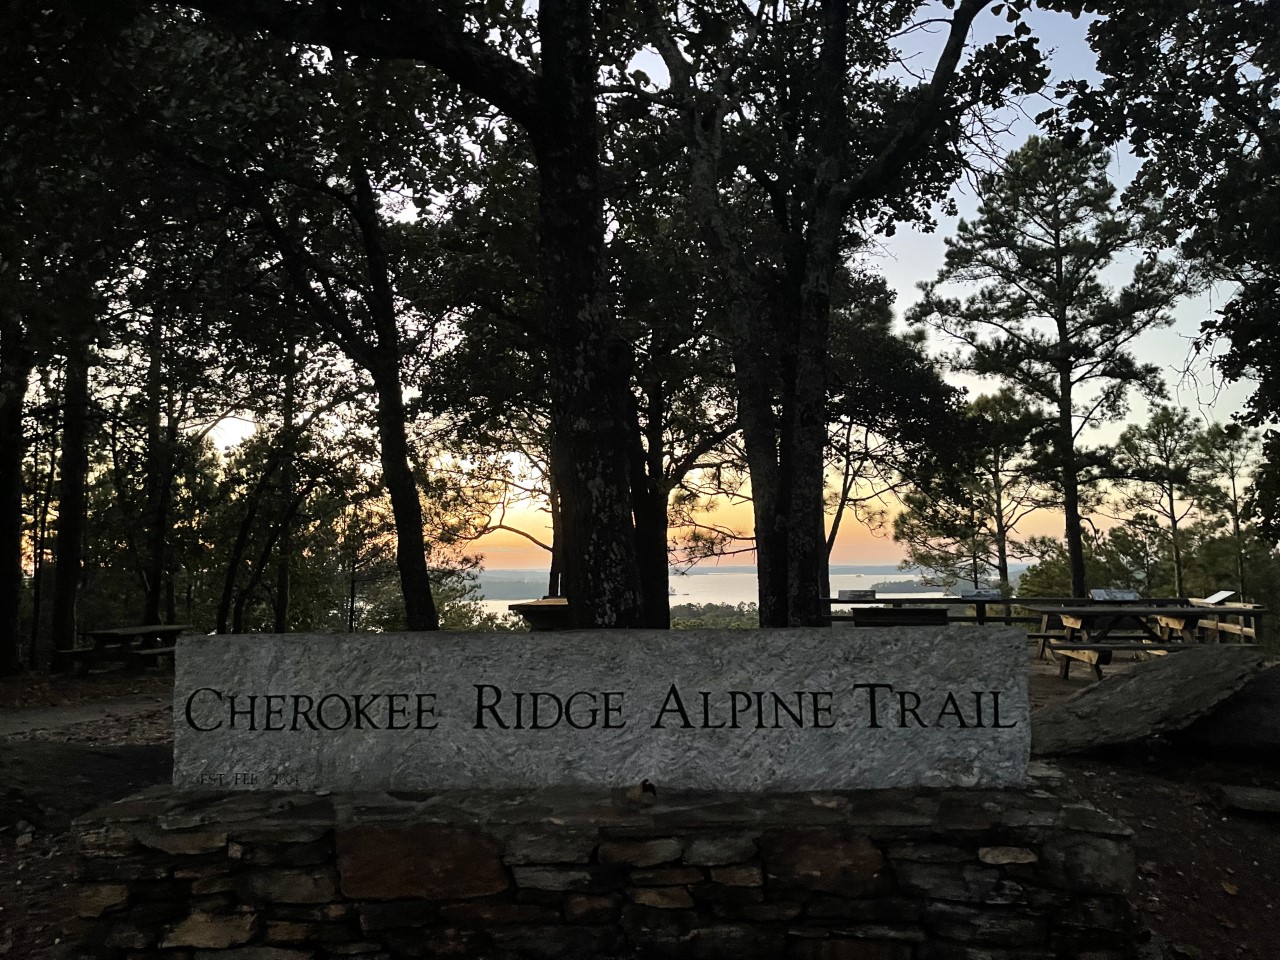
<box><xmin>0</xmin><ymin>698</ymin><xmax>166</xmax><ymax>738</ymax></box>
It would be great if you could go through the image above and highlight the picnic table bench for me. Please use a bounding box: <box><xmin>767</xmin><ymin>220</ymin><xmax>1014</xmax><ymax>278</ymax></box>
<box><xmin>508</xmin><ymin>598</ymin><xmax>572</xmax><ymax>631</ymax></box>
<box><xmin>1024</xmin><ymin>603</ymin><xmax>1263</xmax><ymax>680</ymax></box>
<box><xmin>822</xmin><ymin>594</ymin><xmax>1037</xmax><ymax>627</ymax></box>
<box><xmin>55</xmin><ymin>624</ymin><xmax>193</xmax><ymax>673</ymax></box>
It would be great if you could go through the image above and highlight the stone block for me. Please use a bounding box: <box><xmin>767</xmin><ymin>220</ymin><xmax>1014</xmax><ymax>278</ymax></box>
<box><xmin>1040</xmin><ymin>834</ymin><xmax>1135</xmax><ymax>895</ymax></box>
<box><xmin>512</xmin><ymin>865</ymin><xmax>621</xmax><ymax>893</ymax></box>
<box><xmin>438</xmin><ymin>901</ymin><xmax>560</xmax><ymax>925</ymax></box>
<box><xmin>173</xmin><ymin>628</ymin><xmax>1029</xmax><ymax>792</ymax></box>
<box><xmin>358</xmin><ymin>900</ymin><xmax>435</xmax><ymax>932</ymax></box>
<box><xmin>598</xmin><ymin>837</ymin><xmax>681</xmax><ymax>866</ymax></box>
<box><xmin>806</xmin><ymin>898</ymin><xmax>923</xmax><ymax>923</ymax></box>
<box><xmin>630</xmin><ymin>886</ymin><xmax>696</xmax><ymax>909</ymax></box>
<box><xmin>978</xmin><ymin>846</ymin><xmax>1038</xmax><ymax>866</ymax></box>
<box><xmin>923</xmin><ymin>902</ymin><xmax>1047</xmax><ymax>946</ymax></box>
<box><xmin>160</xmin><ymin>911</ymin><xmax>258</xmax><ymax>948</ymax></box>
<box><xmin>134</xmin><ymin>827</ymin><xmax>228</xmax><ymax>856</ymax></box>
<box><xmin>487</xmin><ymin>924</ymin><xmax>626</xmax><ymax>959</ymax></box>
<box><xmin>76</xmin><ymin>883</ymin><xmax>130</xmax><ymax>918</ymax></box>
<box><xmin>762</xmin><ymin>830</ymin><xmax>886</xmax><ymax>897</ymax></box>
<box><xmin>789</xmin><ymin>940</ymin><xmax>914</xmax><ymax>960</ymax></box>
<box><xmin>713</xmin><ymin>901</ymin><xmax>803</xmax><ymax>922</ymax></box>
<box><xmin>502</xmin><ymin>828</ymin><xmax>598</xmax><ymax>864</ymax></box>
<box><xmin>336</xmin><ymin>825</ymin><xmax>506</xmax><ymax>900</ymax></box>
<box><xmin>263</xmin><ymin>920</ymin><xmax>314</xmax><ymax>942</ymax></box>
<box><xmin>688</xmin><ymin>923</ymin><xmax>786</xmax><ymax>960</ymax></box>
<box><xmin>683</xmin><ymin>833</ymin><xmax>760</xmax><ymax>865</ymax></box>
<box><xmin>191</xmin><ymin>949</ymin><xmax>313</xmax><ymax>960</ymax></box>
<box><xmin>235</xmin><ymin>868</ymin><xmax>339</xmax><ymax>904</ymax></box>
<box><xmin>690</xmin><ymin>881</ymin><xmax>764</xmax><ymax>905</ymax></box>
<box><xmin>711</xmin><ymin>864</ymin><xmax>763</xmax><ymax>886</ymax></box>
<box><xmin>563</xmin><ymin>894</ymin><xmax>620</xmax><ymax>924</ymax></box>
<box><xmin>893</xmin><ymin>862</ymin><xmax>1000</xmax><ymax>902</ymax></box>
<box><xmin>629</xmin><ymin>866</ymin><xmax>704</xmax><ymax>886</ymax></box>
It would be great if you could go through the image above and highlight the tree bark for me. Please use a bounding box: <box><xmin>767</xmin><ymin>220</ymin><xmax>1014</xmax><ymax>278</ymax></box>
<box><xmin>49</xmin><ymin>334</ymin><xmax>92</xmax><ymax>665</ymax></box>
<box><xmin>627</xmin><ymin>389</ymin><xmax>670</xmax><ymax>628</ymax></box>
<box><xmin>273</xmin><ymin>341</ymin><xmax>296</xmax><ymax>633</ymax></box>
<box><xmin>0</xmin><ymin>317</ymin><xmax>33</xmax><ymax>675</ymax></box>
<box><xmin>533</xmin><ymin>0</ymin><xmax>642</xmax><ymax>628</ymax></box>
<box><xmin>371</xmin><ymin>365</ymin><xmax>439</xmax><ymax>631</ymax></box>
<box><xmin>141</xmin><ymin>316</ymin><xmax>171</xmax><ymax>624</ymax></box>
<box><xmin>1057</xmin><ymin>367</ymin><xmax>1087</xmax><ymax>597</ymax></box>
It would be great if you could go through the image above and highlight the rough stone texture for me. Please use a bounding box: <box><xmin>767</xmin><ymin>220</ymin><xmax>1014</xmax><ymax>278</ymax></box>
<box><xmin>160</xmin><ymin>911</ymin><xmax>257</xmax><ymax>948</ymax></box>
<box><xmin>336</xmin><ymin>825</ymin><xmax>506</xmax><ymax>900</ymax></box>
<box><xmin>683</xmin><ymin>833</ymin><xmax>758</xmax><ymax>865</ymax></box>
<box><xmin>977</xmin><ymin>847</ymin><xmax>1038</xmax><ymax>866</ymax></box>
<box><xmin>73</xmin><ymin>780</ymin><xmax>1136</xmax><ymax>960</ymax></box>
<box><xmin>1177</xmin><ymin>664</ymin><xmax>1280</xmax><ymax>754</ymax></box>
<box><xmin>76</xmin><ymin>883</ymin><xmax>130</xmax><ymax>918</ymax></box>
<box><xmin>761</xmin><ymin>830</ymin><xmax>886</xmax><ymax>896</ymax></box>
<box><xmin>174</xmin><ymin>628</ymin><xmax>1029</xmax><ymax>792</ymax></box>
<box><xmin>1032</xmin><ymin>644</ymin><xmax>1265</xmax><ymax>756</ymax></box>
<box><xmin>598</xmin><ymin>838</ymin><xmax>681</xmax><ymax>867</ymax></box>
<box><xmin>1215</xmin><ymin>784</ymin><xmax>1280</xmax><ymax>816</ymax></box>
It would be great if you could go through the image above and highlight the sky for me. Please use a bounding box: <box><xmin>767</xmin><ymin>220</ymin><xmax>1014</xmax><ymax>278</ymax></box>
<box><xmin>466</xmin><ymin>7</ymin><xmax>1257</xmax><ymax>571</ymax></box>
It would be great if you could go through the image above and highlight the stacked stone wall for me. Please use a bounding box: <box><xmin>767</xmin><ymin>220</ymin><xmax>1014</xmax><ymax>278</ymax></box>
<box><xmin>73</xmin><ymin>780</ymin><xmax>1136</xmax><ymax>960</ymax></box>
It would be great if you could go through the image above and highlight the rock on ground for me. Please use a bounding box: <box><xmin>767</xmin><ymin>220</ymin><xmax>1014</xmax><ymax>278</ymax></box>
<box><xmin>1032</xmin><ymin>645</ymin><xmax>1266</xmax><ymax>757</ymax></box>
<box><xmin>1175</xmin><ymin>664</ymin><xmax>1280</xmax><ymax>756</ymax></box>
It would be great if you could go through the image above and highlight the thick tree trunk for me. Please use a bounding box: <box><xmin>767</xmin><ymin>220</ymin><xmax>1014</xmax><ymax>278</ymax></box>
<box><xmin>733</xmin><ymin>338</ymin><xmax>788</xmax><ymax>626</ymax></box>
<box><xmin>0</xmin><ymin>319</ymin><xmax>33</xmax><ymax>675</ymax></box>
<box><xmin>371</xmin><ymin>366</ymin><xmax>438</xmax><ymax>631</ymax></box>
<box><xmin>533</xmin><ymin>0</ymin><xmax>641</xmax><ymax>628</ymax></box>
<box><xmin>49</xmin><ymin>335</ymin><xmax>92</xmax><ymax>665</ymax></box>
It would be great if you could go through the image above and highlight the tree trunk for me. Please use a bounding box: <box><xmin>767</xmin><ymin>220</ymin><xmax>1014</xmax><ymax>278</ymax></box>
<box><xmin>546</xmin><ymin>475</ymin><xmax>562</xmax><ymax>597</ymax></box>
<box><xmin>49</xmin><ymin>335</ymin><xmax>92</xmax><ymax>665</ymax></box>
<box><xmin>627</xmin><ymin>389</ymin><xmax>670</xmax><ymax>628</ymax></box>
<box><xmin>273</xmin><ymin>342</ymin><xmax>296</xmax><ymax>633</ymax></box>
<box><xmin>28</xmin><ymin>425</ymin><xmax>57</xmax><ymax>667</ymax></box>
<box><xmin>1057</xmin><ymin>367</ymin><xmax>1086</xmax><ymax>597</ymax></box>
<box><xmin>0</xmin><ymin>318</ymin><xmax>33</xmax><ymax>675</ymax></box>
<box><xmin>533</xmin><ymin>0</ymin><xmax>642</xmax><ymax>628</ymax></box>
<box><xmin>142</xmin><ymin>317</ymin><xmax>169</xmax><ymax>624</ymax></box>
<box><xmin>371</xmin><ymin>366</ymin><xmax>438</xmax><ymax>631</ymax></box>
<box><xmin>991</xmin><ymin>465</ymin><xmax>1012</xmax><ymax>596</ymax></box>
<box><xmin>733</xmin><ymin>345</ymin><xmax>788</xmax><ymax>625</ymax></box>
<box><xmin>1167</xmin><ymin>484</ymin><xmax>1185</xmax><ymax>597</ymax></box>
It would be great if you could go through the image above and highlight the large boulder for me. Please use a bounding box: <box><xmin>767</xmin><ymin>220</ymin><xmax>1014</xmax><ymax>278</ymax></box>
<box><xmin>1175</xmin><ymin>664</ymin><xmax>1280</xmax><ymax>757</ymax></box>
<box><xmin>1032</xmin><ymin>646</ymin><xmax>1266</xmax><ymax>756</ymax></box>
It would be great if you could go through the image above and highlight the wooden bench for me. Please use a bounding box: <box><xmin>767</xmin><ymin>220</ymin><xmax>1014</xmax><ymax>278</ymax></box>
<box><xmin>1048</xmin><ymin>642</ymin><xmax>1192</xmax><ymax>680</ymax></box>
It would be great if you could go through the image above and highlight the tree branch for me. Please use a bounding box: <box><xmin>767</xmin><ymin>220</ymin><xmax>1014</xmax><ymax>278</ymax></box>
<box><xmin>170</xmin><ymin>0</ymin><xmax>542</xmax><ymax>131</ymax></box>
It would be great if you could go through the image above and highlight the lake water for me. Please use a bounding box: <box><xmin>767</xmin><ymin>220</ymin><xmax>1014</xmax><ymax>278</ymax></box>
<box><xmin>476</xmin><ymin>570</ymin><xmax>944</xmax><ymax>617</ymax></box>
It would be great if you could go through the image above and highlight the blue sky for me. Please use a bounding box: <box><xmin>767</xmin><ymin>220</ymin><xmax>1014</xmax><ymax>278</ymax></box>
<box><xmin>873</xmin><ymin>7</ymin><xmax>1253</xmax><ymax>434</ymax></box>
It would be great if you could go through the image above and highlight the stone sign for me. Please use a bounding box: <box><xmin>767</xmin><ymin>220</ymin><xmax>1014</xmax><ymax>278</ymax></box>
<box><xmin>173</xmin><ymin>627</ymin><xmax>1029</xmax><ymax>792</ymax></box>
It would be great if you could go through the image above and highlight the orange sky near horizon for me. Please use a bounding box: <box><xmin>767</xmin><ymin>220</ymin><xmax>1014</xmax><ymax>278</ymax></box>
<box><xmin>461</xmin><ymin>496</ymin><xmax>1071</xmax><ymax>572</ymax></box>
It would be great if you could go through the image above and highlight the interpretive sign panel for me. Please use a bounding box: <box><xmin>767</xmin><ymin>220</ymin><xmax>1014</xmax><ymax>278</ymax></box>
<box><xmin>173</xmin><ymin>627</ymin><xmax>1029</xmax><ymax>792</ymax></box>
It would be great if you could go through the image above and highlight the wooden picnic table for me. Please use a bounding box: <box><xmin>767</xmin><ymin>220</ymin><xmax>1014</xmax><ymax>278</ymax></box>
<box><xmin>58</xmin><ymin>624</ymin><xmax>193</xmax><ymax>673</ymax></box>
<box><xmin>1024</xmin><ymin>603</ymin><xmax>1262</xmax><ymax>679</ymax></box>
<box><xmin>821</xmin><ymin>595</ymin><xmax>1038</xmax><ymax>626</ymax></box>
<box><xmin>508</xmin><ymin>598</ymin><xmax>571</xmax><ymax>631</ymax></box>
